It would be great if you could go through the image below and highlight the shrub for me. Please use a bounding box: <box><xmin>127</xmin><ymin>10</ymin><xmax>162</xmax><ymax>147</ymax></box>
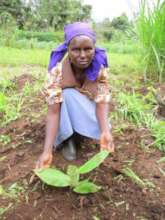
<box><xmin>16</xmin><ymin>30</ymin><xmax>64</xmax><ymax>42</ymax></box>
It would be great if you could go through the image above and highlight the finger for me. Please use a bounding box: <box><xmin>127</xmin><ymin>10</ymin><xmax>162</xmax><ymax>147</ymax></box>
<box><xmin>36</xmin><ymin>159</ymin><xmax>45</xmax><ymax>169</ymax></box>
<box><xmin>35</xmin><ymin>161</ymin><xmax>40</xmax><ymax>169</ymax></box>
<box><xmin>101</xmin><ymin>143</ymin><xmax>114</xmax><ymax>153</ymax></box>
<box><xmin>43</xmin><ymin>157</ymin><xmax>51</xmax><ymax>166</ymax></box>
<box><xmin>100</xmin><ymin>145</ymin><xmax>110</xmax><ymax>152</ymax></box>
<box><xmin>108</xmin><ymin>144</ymin><xmax>115</xmax><ymax>153</ymax></box>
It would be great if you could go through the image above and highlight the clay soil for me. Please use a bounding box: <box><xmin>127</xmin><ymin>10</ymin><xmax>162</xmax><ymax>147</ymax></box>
<box><xmin>0</xmin><ymin>74</ymin><xmax>165</xmax><ymax>220</ymax></box>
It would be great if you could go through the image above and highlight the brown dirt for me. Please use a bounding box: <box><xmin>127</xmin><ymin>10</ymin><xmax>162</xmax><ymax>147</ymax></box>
<box><xmin>0</xmin><ymin>74</ymin><xmax>165</xmax><ymax>220</ymax></box>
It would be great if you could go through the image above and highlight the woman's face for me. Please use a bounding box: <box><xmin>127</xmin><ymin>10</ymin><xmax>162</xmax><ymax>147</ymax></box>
<box><xmin>68</xmin><ymin>35</ymin><xmax>95</xmax><ymax>69</ymax></box>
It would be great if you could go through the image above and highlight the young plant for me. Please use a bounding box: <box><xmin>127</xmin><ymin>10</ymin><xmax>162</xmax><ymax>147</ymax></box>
<box><xmin>122</xmin><ymin>167</ymin><xmax>155</xmax><ymax>188</ymax></box>
<box><xmin>35</xmin><ymin>150</ymin><xmax>109</xmax><ymax>194</ymax></box>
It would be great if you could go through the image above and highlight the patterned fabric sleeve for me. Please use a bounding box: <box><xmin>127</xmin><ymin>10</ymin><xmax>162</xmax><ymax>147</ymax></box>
<box><xmin>94</xmin><ymin>67</ymin><xmax>111</xmax><ymax>103</ymax></box>
<box><xmin>42</xmin><ymin>63</ymin><xmax>63</xmax><ymax>105</ymax></box>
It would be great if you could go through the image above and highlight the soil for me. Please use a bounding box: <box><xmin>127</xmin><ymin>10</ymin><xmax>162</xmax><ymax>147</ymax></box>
<box><xmin>0</xmin><ymin>73</ymin><xmax>165</xmax><ymax>220</ymax></box>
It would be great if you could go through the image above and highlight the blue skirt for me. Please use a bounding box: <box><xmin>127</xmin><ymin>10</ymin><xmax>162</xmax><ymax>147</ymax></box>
<box><xmin>54</xmin><ymin>88</ymin><xmax>102</xmax><ymax>147</ymax></box>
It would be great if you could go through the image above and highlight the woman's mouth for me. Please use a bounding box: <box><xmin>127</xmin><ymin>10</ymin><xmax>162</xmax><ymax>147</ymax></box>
<box><xmin>79</xmin><ymin>61</ymin><xmax>89</xmax><ymax>65</ymax></box>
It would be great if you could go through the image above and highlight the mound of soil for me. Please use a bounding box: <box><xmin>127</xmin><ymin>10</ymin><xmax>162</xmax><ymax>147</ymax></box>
<box><xmin>13</xmin><ymin>74</ymin><xmax>36</xmax><ymax>90</ymax></box>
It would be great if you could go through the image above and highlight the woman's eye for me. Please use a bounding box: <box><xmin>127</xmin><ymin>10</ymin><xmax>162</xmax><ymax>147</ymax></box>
<box><xmin>72</xmin><ymin>48</ymin><xmax>80</xmax><ymax>52</ymax></box>
<box><xmin>85</xmin><ymin>48</ymin><xmax>93</xmax><ymax>51</ymax></box>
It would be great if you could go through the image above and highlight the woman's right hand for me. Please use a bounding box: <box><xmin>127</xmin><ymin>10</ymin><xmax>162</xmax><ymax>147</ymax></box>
<box><xmin>35</xmin><ymin>151</ymin><xmax>53</xmax><ymax>169</ymax></box>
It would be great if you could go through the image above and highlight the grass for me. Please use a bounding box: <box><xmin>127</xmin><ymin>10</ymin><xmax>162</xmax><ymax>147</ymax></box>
<box><xmin>0</xmin><ymin>183</ymin><xmax>24</xmax><ymax>200</ymax></box>
<box><xmin>0</xmin><ymin>183</ymin><xmax>25</xmax><ymax>218</ymax></box>
<box><xmin>108</xmin><ymin>53</ymin><xmax>141</xmax><ymax>75</ymax></box>
<box><xmin>116</xmin><ymin>92</ymin><xmax>154</xmax><ymax>127</ymax></box>
<box><xmin>0</xmin><ymin>93</ymin><xmax>24</xmax><ymax>125</ymax></box>
<box><xmin>99</xmin><ymin>40</ymin><xmax>140</xmax><ymax>54</ymax></box>
<box><xmin>0</xmin><ymin>135</ymin><xmax>11</xmax><ymax>145</ymax></box>
<box><xmin>0</xmin><ymin>70</ymin><xmax>45</xmax><ymax>125</ymax></box>
<box><xmin>115</xmin><ymin>90</ymin><xmax>165</xmax><ymax>152</ymax></box>
<box><xmin>0</xmin><ymin>45</ymin><xmax>164</xmax><ymax>152</ymax></box>
<box><xmin>137</xmin><ymin>0</ymin><xmax>165</xmax><ymax>82</ymax></box>
<box><xmin>0</xmin><ymin>39</ymin><xmax>164</xmax><ymax>217</ymax></box>
<box><xmin>157</xmin><ymin>156</ymin><xmax>165</xmax><ymax>163</ymax></box>
<box><xmin>122</xmin><ymin>167</ymin><xmax>155</xmax><ymax>188</ymax></box>
<box><xmin>150</xmin><ymin>121</ymin><xmax>165</xmax><ymax>152</ymax></box>
<box><xmin>0</xmin><ymin>204</ymin><xmax>13</xmax><ymax>218</ymax></box>
<box><xmin>0</xmin><ymin>47</ymin><xmax>49</xmax><ymax>67</ymax></box>
<box><xmin>0</xmin><ymin>47</ymin><xmax>140</xmax><ymax>76</ymax></box>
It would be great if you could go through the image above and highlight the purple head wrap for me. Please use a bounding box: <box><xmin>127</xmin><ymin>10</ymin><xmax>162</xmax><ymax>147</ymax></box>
<box><xmin>48</xmin><ymin>22</ymin><xmax>108</xmax><ymax>81</ymax></box>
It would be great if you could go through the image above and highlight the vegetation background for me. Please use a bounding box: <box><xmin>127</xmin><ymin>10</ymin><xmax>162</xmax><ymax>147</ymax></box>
<box><xmin>0</xmin><ymin>0</ymin><xmax>165</xmax><ymax>219</ymax></box>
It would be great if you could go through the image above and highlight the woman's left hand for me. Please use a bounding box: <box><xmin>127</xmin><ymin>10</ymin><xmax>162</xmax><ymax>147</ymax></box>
<box><xmin>100</xmin><ymin>131</ymin><xmax>114</xmax><ymax>153</ymax></box>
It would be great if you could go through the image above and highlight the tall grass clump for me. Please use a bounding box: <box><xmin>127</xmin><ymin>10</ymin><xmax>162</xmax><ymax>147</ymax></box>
<box><xmin>137</xmin><ymin>0</ymin><xmax>165</xmax><ymax>82</ymax></box>
<box><xmin>117</xmin><ymin>92</ymin><xmax>154</xmax><ymax>127</ymax></box>
<box><xmin>116</xmin><ymin>92</ymin><xmax>165</xmax><ymax>152</ymax></box>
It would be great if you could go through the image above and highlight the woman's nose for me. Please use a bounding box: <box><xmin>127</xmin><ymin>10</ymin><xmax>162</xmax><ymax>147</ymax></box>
<box><xmin>80</xmin><ymin>50</ymin><xmax>86</xmax><ymax>59</ymax></box>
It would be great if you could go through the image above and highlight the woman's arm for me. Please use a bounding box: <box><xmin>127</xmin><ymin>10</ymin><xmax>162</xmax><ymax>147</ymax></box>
<box><xmin>36</xmin><ymin>103</ymin><xmax>60</xmax><ymax>168</ymax></box>
<box><xmin>96</xmin><ymin>102</ymin><xmax>114</xmax><ymax>152</ymax></box>
<box><xmin>95</xmin><ymin>67</ymin><xmax>114</xmax><ymax>152</ymax></box>
<box><xmin>96</xmin><ymin>102</ymin><xmax>109</xmax><ymax>132</ymax></box>
<box><xmin>36</xmin><ymin>64</ymin><xmax>63</xmax><ymax>168</ymax></box>
<box><xmin>44</xmin><ymin>103</ymin><xmax>60</xmax><ymax>152</ymax></box>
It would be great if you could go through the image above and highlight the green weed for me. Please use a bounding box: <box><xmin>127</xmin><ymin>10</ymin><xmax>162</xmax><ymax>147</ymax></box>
<box><xmin>0</xmin><ymin>78</ymin><xmax>15</xmax><ymax>93</ymax></box>
<box><xmin>150</xmin><ymin>121</ymin><xmax>165</xmax><ymax>151</ymax></box>
<box><xmin>157</xmin><ymin>156</ymin><xmax>165</xmax><ymax>163</ymax></box>
<box><xmin>0</xmin><ymin>90</ymin><xmax>26</xmax><ymax>125</ymax></box>
<box><xmin>0</xmin><ymin>183</ymin><xmax>24</xmax><ymax>199</ymax></box>
<box><xmin>117</xmin><ymin>92</ymin><xmax>153</xmax><ymax>127</ymax></box>
<box><xmin>0</xmin><ymin>135</ymin><xmax>11</xmax><ymax>145</ymax></box>
<box><xmin>0</xmin><ymin>92</ymin><xmax>7</xmax><ymax>113</ymax></box>
<box><xmin>158</xmin><ymin>167</ymin><xmax>165</xmax><ymax>176</ymax></box>
<box><xmin>0</xmin><ymin>203</ymin><xmax>12</xmax><ymax>218</ymax></box>
<box><xmin>116</xmin><ymin>92</ymin><xmax>165</xmax><ymax>152</ymax></box>
<box><xmin>122</xmin><ymin>167</ymin><xmax>155</xmax><ymax>188</ymax></box>
<box><xmin>0</xmin><ymin>183</ymin><xmax>25</xmax><ymax>218</ymax></box>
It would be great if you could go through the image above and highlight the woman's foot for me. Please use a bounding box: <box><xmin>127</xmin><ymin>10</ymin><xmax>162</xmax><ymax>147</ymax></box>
<box><xmin>62</xmin><ymin>137</ymin><xmax>77</xmax><ymax>161</ymax></box>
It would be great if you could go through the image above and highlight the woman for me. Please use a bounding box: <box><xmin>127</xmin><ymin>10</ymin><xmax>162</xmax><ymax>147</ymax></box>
<box><xmin>36</xmin><ymin>22</ymin><xmax>114</xmax><ymax>168</ymax></box>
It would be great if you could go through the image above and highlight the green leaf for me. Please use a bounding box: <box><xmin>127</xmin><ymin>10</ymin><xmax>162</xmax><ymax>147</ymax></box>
<box><xmin>79</xmin><ymin>150</ymin><xmax>109</xmax><ymax>174</ymax></box>
<box><xmin>73</xmin><ymin>179</ymin><xmax>101</xmax><ymax>194</ymax></box>
<box><xmin>157</xmin><ymin>156</ymin><xmax>165</xmax><ymax>163</ymax></box>
<box><xmin>0</xmin><ymin>185</ymin><xmax>6</xmax><ymax>196</ymax></box>
<box><xmin>0</xmin><ymin>203</ymin><xmax>12</xmax><ymax>216</ymax></box>
<box><xmin>34</xmin><ymin>168</ymin><xmax>70</xmax><ymax>187</ymax></box>
<box><xmin>66</xmin><ymin>165</ymin><xmax>79</xmax><ymax>187</ymax></box>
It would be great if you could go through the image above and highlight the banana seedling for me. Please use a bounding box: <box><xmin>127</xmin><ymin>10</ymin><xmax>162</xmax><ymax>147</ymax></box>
<box><xmin>35</xmin><ymin>150</ymin><xmax>109</xmax><ymax>194</ymax></box>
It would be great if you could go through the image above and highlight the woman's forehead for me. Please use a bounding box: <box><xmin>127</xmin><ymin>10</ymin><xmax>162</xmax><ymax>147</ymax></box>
<box><xmin>69</xmin><ymin>35</ymin><xmax>94</xmax><ymax>46</ymax></box>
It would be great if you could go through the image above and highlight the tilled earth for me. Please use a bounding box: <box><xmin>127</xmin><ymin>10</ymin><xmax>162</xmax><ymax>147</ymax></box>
<box><xmin>0</xmin><ymin>74</ymin><xmax>165</xmax><ymax>220</ymax></box>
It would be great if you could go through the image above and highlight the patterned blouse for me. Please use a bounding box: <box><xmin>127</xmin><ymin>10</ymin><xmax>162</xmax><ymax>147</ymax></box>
<box><xmin>43</xmin><ymin>56</ymin><xmax>111</xmax><ymax>105</ymax></box>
